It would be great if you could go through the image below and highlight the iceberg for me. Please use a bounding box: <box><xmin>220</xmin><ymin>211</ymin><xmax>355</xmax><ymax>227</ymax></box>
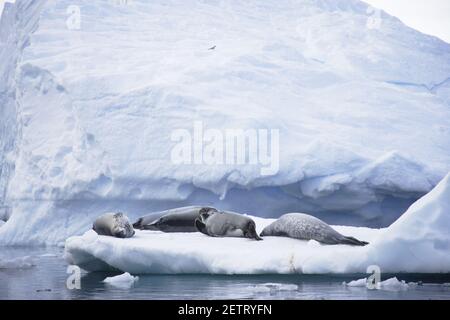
<box><xmin>102</xmin><ymin>272</ymin><xmax>139</xmax><ymax>289</ymax></box>
<box><xmin>64</xmin><ymin>173</ymin><xmax>450</xmax><ymax>274</ymax></box>
<box><xmin>0</xmin><ymin>255</ymin><xmax>35</xmax><ymax>269</ymax></box>
<box><xmin>248</xmin><ymin>283</ymin><xmax>299</xmax><ymax>293</ymax></box>
<box><xmin>1</xmin><ymin>0</ymin><xmax>450</xmax><ymax>245</ymax></box>
<box><xmin>344</xmin><ymin>277</ymin><xmax>410</xmax><ymax>291</ymax></box>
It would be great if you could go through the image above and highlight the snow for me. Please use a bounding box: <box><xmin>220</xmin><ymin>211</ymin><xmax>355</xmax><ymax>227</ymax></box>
<box><xmin>1</xmin><ymin>0</ymin><xmax>450</xmax><ymax>245</ymax></box>
<box><xmin>64</xmin><ymin>217</ymin><xmax>378</xmax><ymax>274</ymax></box>
<box><xmin>102</xmin><ymin>272</ymin><xmax>139</xmax><ymax>289</ymax></box>
<box><xmin>64</xmin><ymin>173</ymin><xmax>450</xmax><ymax>274</ymax></box>
<box><xmin>361</xmin><ymin>172</ymin><xmax>450</xmax><ymax>273</ymax></box>
<box><xmin>0</xmin><ymin>255</ymin><xmax>35</xmax><ymax>269</ymax></box>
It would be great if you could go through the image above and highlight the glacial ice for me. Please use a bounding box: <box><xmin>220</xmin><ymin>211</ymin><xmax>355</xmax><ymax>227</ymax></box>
<box><xmin>248</xmin><ymin>283</ymin><xmax>299</xmax><ymax>293</ymax></box>
<box><xmin>0</xmin><ymin>255</ymin><xmax>35</xmax><ymax>269</ymax></box>
<box><xmin>344</xmin><ymin>277</ymin><xmax>410</xmax><ymax>291</ymax></box>
<box><xmin>64</xmin><ymin>173</ymin><xmax>450</xmax><ymax>274</ymax></box>
<box><xmin>0</xmin><ymin>0</ymin><xmax>450</xmax><ymax>245</ymax></box>
<box><xmin>102</xmin><ymin>272</ymin><xmax>139</xmax><ymax>289</ymax></box>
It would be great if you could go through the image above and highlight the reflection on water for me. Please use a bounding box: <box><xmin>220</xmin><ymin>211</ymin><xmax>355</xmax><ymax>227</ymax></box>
<box><xmin>1</xmin><ymin>248</ymin><xmax>449</xmax><ymax>300</ymax></box>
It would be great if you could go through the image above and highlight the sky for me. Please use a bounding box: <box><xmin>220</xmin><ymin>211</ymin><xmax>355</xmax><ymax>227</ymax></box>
<box><xmin>0</xmin><ymin>0</ymin><xmax>449</xmax><ymax>43</ymax></box>
<box><xmin>364</xmin><ymin>0</ymin><xmax>450</xmax><ymax>43</ymax></box>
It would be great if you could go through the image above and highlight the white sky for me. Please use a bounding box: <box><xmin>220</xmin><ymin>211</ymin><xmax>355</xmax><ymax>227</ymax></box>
<box><xmin>364</xmin><ymin>0</ymin><xmax>450</xmax><ymax>43</ymax></box>
<box><xmin>1</xmin><ymin>0</ymin><xmax>449</xmax><ymax>43</ymax></box>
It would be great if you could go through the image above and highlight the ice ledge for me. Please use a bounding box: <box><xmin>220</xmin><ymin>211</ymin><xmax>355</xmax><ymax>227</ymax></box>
<box><xmin>64</xmin><ymin>219</ymin><xmax>379</xmax><ymax>274</ymax></box>
<box><xmin>64</xmin><ymin>173</ymin><xmax>450</xmax><ymax>274</ymax></box>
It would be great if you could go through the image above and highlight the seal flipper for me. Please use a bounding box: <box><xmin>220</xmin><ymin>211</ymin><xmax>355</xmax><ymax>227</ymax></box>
<box><xmin>244</xmin><ymin>221</ymin><xmax>263</xmax><ymax>241</ymax></box>
<box><xmin>195</xmin><ymin>218</ymin><xmax>208</xmax><ymax>235</ymax></box>
<box><xmin>132</xmin><ymin>218</ymin><xmax>143</xmax><ymax>229</ymax></box>
<box><xmin>251</xmin><ymin>232</ymin><xmax>263</xmax><ymax>241</ymax></box>
<box><xmin>340</xmin><ymin>236</ymin><xmax>369</xmax><ymax>246</ymax></box>
<box><xmin>140</xmin><ymin>221</ymin><xmax>160</xmax><ymax>231</ymax></box>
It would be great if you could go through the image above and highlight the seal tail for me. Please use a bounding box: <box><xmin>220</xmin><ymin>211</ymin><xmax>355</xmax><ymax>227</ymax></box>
<box><xmin>340</xmin><ymin>236</ymin><xmax>369</xmax><ymax>246</ymax></box>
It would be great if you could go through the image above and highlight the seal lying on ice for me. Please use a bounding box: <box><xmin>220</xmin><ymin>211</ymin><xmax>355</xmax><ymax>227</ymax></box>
<box><xmin>133</xmin><ymin>206</ymin><xmax>216</xmax><ymax>232</ymax></box>
<box><xmin>195</xmin><ymin>208</ymin><xmax>262</xmax><ymax>240</ymax></box>
<box><xmin>93</xmin><ymin>212</ymin><xmax>135</xmax><ymax>238</ymax></box>
<box><xmin>260</xmin><ymin>213</ymin><xmax>368</xmax><ymax>246</ymax></box>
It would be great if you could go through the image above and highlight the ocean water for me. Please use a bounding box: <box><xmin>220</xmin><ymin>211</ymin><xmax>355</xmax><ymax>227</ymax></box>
<box><xmin>0</xmin><ymin>248</ymin><xmax>449</xmax><ymax>300</ymax></box>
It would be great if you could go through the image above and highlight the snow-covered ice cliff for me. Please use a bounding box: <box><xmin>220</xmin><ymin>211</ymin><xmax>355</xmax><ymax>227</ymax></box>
<box><xmin>1</xmin><ymin>0</ymin><xmax>450</xmax><ymax>244</ymax></box>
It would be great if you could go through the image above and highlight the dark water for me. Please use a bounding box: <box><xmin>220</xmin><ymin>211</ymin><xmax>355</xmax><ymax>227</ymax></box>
<box><xmin>1</xmin><ymin>248</ymin><xmax>449</xmax><ymax>300</ymax></box>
